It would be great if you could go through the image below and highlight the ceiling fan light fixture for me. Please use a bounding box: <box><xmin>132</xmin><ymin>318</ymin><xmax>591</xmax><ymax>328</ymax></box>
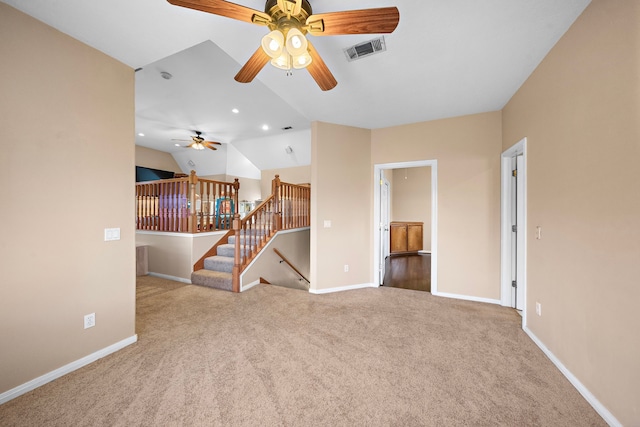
<box><xmin>285</xmin><ymin>28</ymin><xmax>307</xmax><ymax>56</ymax></box>
<box><xmin>271</xmin><ymin>53</ymin><xmax>292</xmax><ymax>70</ymax></box>
<box><xmin>293</xmin><ymin>51</ymin><xmax>312</xmax><ymax>69</ymax></box>
<box><xmin>261</xmin><ymin>30</ymin><xmax>284</xmax><ymax>58</ymax></box>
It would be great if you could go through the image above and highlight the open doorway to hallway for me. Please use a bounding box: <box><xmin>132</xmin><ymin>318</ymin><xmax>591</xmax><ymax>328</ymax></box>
<box><xmin>373</xmin><ymin>160</ymin><xmax>438</xmax><ymax>294</ymax></box>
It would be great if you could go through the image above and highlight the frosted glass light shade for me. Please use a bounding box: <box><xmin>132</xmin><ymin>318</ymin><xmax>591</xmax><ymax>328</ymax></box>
<box><xmin>271</xmin><ymin>53</ymin><xmax>292</xmax><ymax>70</ymax></box>
<box><xmin>285</xmin><ymin>28</ymin><xmax>308</xmax><ymax>56</ymax></box>
<box><xmin>261</xmin><ymin>30</ymin><xmax>284</xmax><ymax>59</ymax></box>
<box><xmin>293</xmin><ymin>52</ymin><xmax>312</xmax><ymax>69</ymax></box>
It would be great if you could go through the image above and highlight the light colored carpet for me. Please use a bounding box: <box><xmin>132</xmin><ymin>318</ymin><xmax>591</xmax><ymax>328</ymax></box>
<box><xmin>0</xmin><ymin>276</ymin><xmax>605</xmax><ymax>426</ymax></box>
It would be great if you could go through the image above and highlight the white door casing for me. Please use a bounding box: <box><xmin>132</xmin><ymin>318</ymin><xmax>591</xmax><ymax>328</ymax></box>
<box><xmin>501</xmin><ymin>138</ymin><xmax>528</xmax><ymax>325</ymax></box>
<box><xmin>379</xmin><ymin>173</ymin><xmax>391</xmax><ymax>283</ymax></box>
<box><xmin>373</xmin><ymin>160</ymin><xmax>437</xmax><ymax>292</ymax></box>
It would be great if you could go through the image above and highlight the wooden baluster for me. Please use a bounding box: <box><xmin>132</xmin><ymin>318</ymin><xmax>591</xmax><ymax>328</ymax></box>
<box><xmin>232</xmin><ymin>214</ymin><xmax>241</xmax><ymax>293</ymax></box>
<box><xmin>135</xmin><ymin>185</ymin><xmax>140</xmax><ymax>230</ymax></box>
<box><xmin>160</xmin><ymin>182</ymin><xmax>166</xmax><ymax>231</ymax></box>
<box><xmin>143</xmin><ymin>184</ymin><xmax>149</xmax><ymax>229</ymax></box>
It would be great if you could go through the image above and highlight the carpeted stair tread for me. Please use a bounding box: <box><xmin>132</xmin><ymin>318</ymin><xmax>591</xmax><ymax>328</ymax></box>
<box><xmin>204</xmin><ymin>255</ymin><xmax>234</xmax><ymax>273</ymax></box>
<box><xmin>191</xmin><ymin>269</ymin><xmax>232</xmax><ymax>291</ymax></box>
<box><xmin>217</xmin><ymin>243</ymin><xmax>252</xmax><ymax>258</ymax></box>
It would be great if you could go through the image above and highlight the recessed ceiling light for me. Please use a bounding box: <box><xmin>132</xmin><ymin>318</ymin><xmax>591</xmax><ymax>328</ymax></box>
<box><xmin>262</xmin><ymin>124</ymin><xmax>269</xmax><ymax>131</ymax></box>
<box><xmin>232</xmin><ymin>108</ymin><xmax>239</xmax><ymax>114</ymax></box>
<box><xmin>138</xmin><ymin>133</ymin><xmax>145</xmax><ymax>137</ymax></box>
<box><xmin>175</xmin><ymin>143</ymin><xmax>181</xmax><ymax>147</ymax></box>
<box><xmin>160</xmin><ymin>71</ymin><xmax>172</xmax><ymax>80</ymax></box>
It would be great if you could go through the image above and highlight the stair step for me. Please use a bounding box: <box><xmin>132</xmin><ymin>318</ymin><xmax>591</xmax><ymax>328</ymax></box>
<box><xmin>228</xmin><ymin>232</ymin><xmax>268</xmax><ymax>244</ymax></box>
<box><xmin>191</xmin><ymin>269</ymin><xmax>233</xmax><ymax>291</ymax></box>
<box><xmin>217</xmin><ymin>243</ymin><xmax>252</xmax><ymax>258</ymax></box>
<box><xmin>204</xmin><ymin>255</ymin><xmax>234</xmax><ymax>273</ymax></box>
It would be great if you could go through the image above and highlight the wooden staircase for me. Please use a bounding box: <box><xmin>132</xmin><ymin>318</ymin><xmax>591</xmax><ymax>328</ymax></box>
<box><xmin>191</xmin><ymin>175</ymin><xmax>310</xmax><ymax>292</ymax></box>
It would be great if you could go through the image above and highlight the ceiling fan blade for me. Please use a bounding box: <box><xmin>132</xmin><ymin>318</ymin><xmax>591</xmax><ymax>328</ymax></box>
<box><xmin>306</xmin><ymin>42</ymin><xmax>337</xmax><ymax>91</ymax></box>
<box><xmin>203</xmin><ymin>144</ymin><xmax>218</xmax><ymax>150</ymax></box>
<box><xmin>234</xmin><ymin>47</ymin><xmax>271</xmax><ymax>83</ymax></box>
<box><xmin>306</xmin><ymin>7</ymin><xmax>400</xmax><ymax>36</ymax></box>
<box><xmin>167</xmin><ymin>0</ymin><xmax>272</xmax><ymax>25</ymax></box>
<box><xmin>203</xmin><ymin>141</ymin><xmax>222</xmax><ymax>145</ymax></box>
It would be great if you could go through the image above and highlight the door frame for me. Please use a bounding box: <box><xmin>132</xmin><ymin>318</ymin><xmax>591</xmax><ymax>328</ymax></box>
<box><xmin>379</xmin><ymin>173</ymin><xmax>391</xmax><ymax>284</ymax></box>
<box><xmin>500</xmin><ymin>138</ymin><xmax>528</xmax><ymax>325</ymax></box>
<box><xmin>373</xmin><ymin>160</ymin><xmax>438</xmax><ymax>293</ymax></box>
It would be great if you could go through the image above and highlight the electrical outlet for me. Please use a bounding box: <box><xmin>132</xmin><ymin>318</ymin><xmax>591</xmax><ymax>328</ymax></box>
<box><xmin>536</xmin><ymin>226</ymin><xmax>542</xmax><ymax>240</ymax></box>
<box><xmin>535</xmin><ymin>302</ymin><xmax>542</xmax><ymax>316</ymax></box>
<box><xmin>344</xmin><ymin>264</ymin><xmax>349</xmax><ymax>272</ymax></box>
<box><xmin>84</xmin><ymin>313</ymin><xmax>96</xmax><ymax>329</ymax></box>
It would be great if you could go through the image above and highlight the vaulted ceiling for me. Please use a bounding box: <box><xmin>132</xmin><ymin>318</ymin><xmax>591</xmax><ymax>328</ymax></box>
<box><xmin>3</xmin><ymin>0</ymin><xmax>591</xmax><ymax>176</ymax></box>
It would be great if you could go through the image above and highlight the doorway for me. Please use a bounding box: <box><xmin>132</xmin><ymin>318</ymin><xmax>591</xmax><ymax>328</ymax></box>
<box><xmin>373</xmin><ymin>160</ymin><xmax>438</xmax><ymax>294</ymax></box>
<box><xmin>501</xmin><ymin>138</ymin><xmax>527</xmax><ymax>324</ymax></box>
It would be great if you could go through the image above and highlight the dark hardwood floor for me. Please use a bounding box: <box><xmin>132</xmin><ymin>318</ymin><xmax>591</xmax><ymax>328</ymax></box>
<box><xmin>382</xmin><ymin>253</ymin><xmax>431</xmax><ymax>292</ymax></box>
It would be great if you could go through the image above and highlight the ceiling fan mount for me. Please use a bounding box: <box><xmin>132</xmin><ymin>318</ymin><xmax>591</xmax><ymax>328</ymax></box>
<box><xmin>166</xmin><ymin>0</ymin><xmax>400</xmax><ymax>91</ymax></box>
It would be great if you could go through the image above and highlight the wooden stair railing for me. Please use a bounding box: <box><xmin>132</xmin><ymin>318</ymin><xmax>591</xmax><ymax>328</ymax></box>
<box><xmin>192</xmin><ymin>174</ymin><xmax>311</xmax><ymax>292</ymax></box>
<box><xmin>136</xmin><ymin>170</ymin><xmax>239</xmax><ymax>233</ymax></box>
<box><xmin>230</xmin><ymin>175</ymin><xmax>311</xmax><ymax>292</ymax></box>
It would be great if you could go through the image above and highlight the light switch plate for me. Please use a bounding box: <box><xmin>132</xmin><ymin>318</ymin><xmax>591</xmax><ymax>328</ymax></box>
<box><xmin>323</xmin><ymin>220</ymin><xmax>332</xmax><ymax>228</ymax></box>
<box><xmin>104</xmin><ymin>228</ymin><xmax>120</xmax><ymax>241</ymax></box>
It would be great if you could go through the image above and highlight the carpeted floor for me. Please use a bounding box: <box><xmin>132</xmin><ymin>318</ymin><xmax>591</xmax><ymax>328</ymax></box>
<box><xmin>0</xmin><ymin>276</ymin><xmax>605</xmax><ymax>426</ymax></box>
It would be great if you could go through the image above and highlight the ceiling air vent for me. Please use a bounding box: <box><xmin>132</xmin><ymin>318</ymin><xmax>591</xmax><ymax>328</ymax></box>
<box><xmin>344</xmin><ymin>36</ymin><xmax>387</xmax><ymax>62</ymax></box>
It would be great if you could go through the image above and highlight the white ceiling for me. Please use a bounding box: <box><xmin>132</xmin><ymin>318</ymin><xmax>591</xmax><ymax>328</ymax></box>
<box><xmin>4</xmin><ymin>0</ymin><xmax>591</xmax><ymax>175</ymax></box>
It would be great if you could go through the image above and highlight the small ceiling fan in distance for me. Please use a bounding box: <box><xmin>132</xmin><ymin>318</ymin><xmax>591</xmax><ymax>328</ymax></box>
<box><xmin>173</xmin><ymin>131</ymin><xmax>222</xmax><ymax>150</ymax></box>
<box><xmin>166</xmin><ymin>0</ymin><xmax>400</xmax><ymax>91</ymax></box>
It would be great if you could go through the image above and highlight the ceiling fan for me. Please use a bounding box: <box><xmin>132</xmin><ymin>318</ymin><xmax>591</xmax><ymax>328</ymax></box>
<box><xmin>172</xmin><ymin>131</ymin><xmax>222</xmax><ymax>150</ymax></box>
<box><xmin>166</xmin><ymin>0</ymin><xmax>400</xmax><ymax>91</ymax></box>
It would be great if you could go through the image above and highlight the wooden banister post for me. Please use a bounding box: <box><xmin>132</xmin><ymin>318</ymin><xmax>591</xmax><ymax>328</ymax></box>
<box><xmin>188</xmin><ymin>170</ymin><xmax>198</xmax><ymax>233</ymax></box>
<box><xmin>233</xmin><ymin>178</ymin><xmax>240</xmax><ymax>216</ymax></box>
<box><xmin>272</xmin><ymin>175</ymin><xmax>282</xmax><ymax>231</ymax></box>
<box><xmin>232</xmin><ymin>213</ymin><xmax>241</xmax><ymax>293</ymax></box>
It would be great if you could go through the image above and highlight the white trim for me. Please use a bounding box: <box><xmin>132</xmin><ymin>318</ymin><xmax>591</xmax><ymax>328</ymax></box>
<box><xmin>240</xmin><ymin>279</ymin><xmax>261</xmax><ymax>292</ymax></box>
<box><xmin>0</xmin><ymin>335</ymin><xmax>138</xmax><ymax>405</ymax></box>
<box><xmin>309</xmin><ymin>282</ymin><xmax>377</xmax><ymax>294</ymax></box>
<box><xmin>136</xmin><ymin>230</ymin><xmax>226</xmax><ymax>238</ymax></box>
<box><xmin>373</xmin><ymin>160</ymin><xmax>438</xmax><ymax>294</ymax></box>
<box><xmin>239</xmin><ymin>227</ymin><xmax>310</xmax><ymax>292</ymax></box>
<box><xmin>500</xmin><ymin>138</ymin><xmax>528</xmax><ymax>327</ymax></box>
<box><xmin>433</xmin><ymin>291</ymin><xmax>501</xmax><ymax>305</ymax></box>
<box><xmin>148</xmin><ymin>272</ymin><xmax>191</xmax><ymax>284</ymax></box>
<box><xmin>523</xmin><ymin>327</ymin><xmax>621</xmax><ymax>427</ymax></box>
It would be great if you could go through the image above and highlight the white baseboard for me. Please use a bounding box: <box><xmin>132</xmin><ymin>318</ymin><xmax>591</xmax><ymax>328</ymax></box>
<box><xmin>309</xmin><ymin>282</ymin><xmax>377</xmax><ymax>294</ymax></box>
<box><xmin>241</xmin><ymin>279</ymin><xmax>261</xmax><ymax>292</ymax></box>
<box><xmin>433</xmin><ymin>291</ymin><xmax>501</xmax><ymax>305</ymax></box>
<box><xmin>148</xmin><ymin>272</ymin><xmax>191</xmax><ymax>284</ymax></box>
<box><xmin>0</xmin><ymin>335</ymin><xmax>138</xmax><ymax>405</ymax></box>
<box><xmin>523</xmin><ymin>327</ymin><xmax>621</xmax><ymax>427</ymax></box>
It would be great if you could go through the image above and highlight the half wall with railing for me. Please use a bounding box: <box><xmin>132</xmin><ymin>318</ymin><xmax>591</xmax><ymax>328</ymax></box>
<box><xmin>136</xmin><ymin>170</ymin><xmax>239</xmax><ymax>233</ymax></box>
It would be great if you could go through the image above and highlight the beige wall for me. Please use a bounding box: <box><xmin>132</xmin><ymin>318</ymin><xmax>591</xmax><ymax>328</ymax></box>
<box><xmin>502</xmin><ymin>1</ymin><xmax>639</xmax><ymax>424</ymax></box>
<box><xmin>372</xmin><ymin>112</ymin><xmax>502</xmax><ymax>299</ymax></box>
<box><xmin>391</xmin><ymin>167</ymin><xmax>431</xmax><ymax>251</ymax></box>
<box><xmin>135</xmin><ymin>145</ymin><xmax>182</xmax><ymax>173</ymax></box>
<box><xmin>261</xmin><ymin>165</ymin><xmax>311</xmax><ymax>200</ymax></box>
<box><xmin>0</xmin><ymin>3</ymin><xmax>135</xmax><ymax>394</ymax></box>
<box><xmin>135</xmin><ymin>232</ymin><xmax>224</xmax><ymax>281</ymax></box>
<box><xmin>311</xmin><ymin>122</ymin><xmax>372</xmax><ymax>290</ymax></box>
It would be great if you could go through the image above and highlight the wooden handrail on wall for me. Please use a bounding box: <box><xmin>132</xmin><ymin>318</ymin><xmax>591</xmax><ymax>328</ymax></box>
<box><xmin>273</xmin><ymin>248</ymin><xmax>310</xmax><ymax>284</ymax></box>
<box><xmin>135</xmin><ymin>170</ymin><xmax>239</xmax><ymax>233</ymax></box>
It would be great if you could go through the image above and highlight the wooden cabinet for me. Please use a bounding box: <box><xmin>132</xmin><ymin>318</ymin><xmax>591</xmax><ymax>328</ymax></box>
<box><xmin>390</xmin><ymin>221</ymin><xmax>423</xmax><ymax>254</ymax></box>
